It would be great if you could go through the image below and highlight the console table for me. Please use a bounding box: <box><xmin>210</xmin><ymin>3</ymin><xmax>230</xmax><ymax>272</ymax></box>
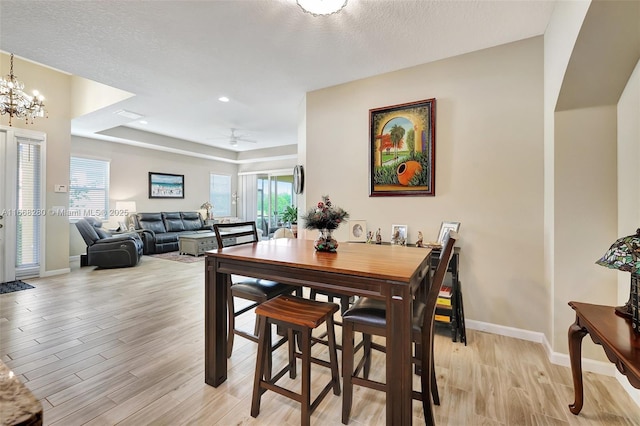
<box><xmin>431</xmin><ymin>247</ymin><xmax>465</xmax><ymax>344</ymax></box>
<box><xmin>567</xmin><ymin>301</ymin><xmax>640</xmax><ymax>415</ymax></box>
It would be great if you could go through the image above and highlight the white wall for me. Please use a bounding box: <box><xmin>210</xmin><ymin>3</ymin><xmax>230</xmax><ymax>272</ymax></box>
<box><xmin>543</xmin><ymin>0</ymin><xmax>591</xmax><ymax>344</ymax></box>
<box><xmin>545</xmin><ymin>0</ymin><xmax>639</xmax><ymax>360</ymax></box>
<box><xmin>618</xmin><ymin>59</ymin><xmax>640</xmax><ymax>255</ymax></box>
<box><xmin>617</xmin><ymin>59</ymin><xmax>640</xmax><ymax>404</ymax></box>
<box><xmin>553</xmin><ymin>105</ymin><xmax>618</xmax><ymax>357</ymax></box>
<box><xmin>70</xmin><ymin>75</ymin><xmax>133</xmax><ymax>119</ymax></box>
<box><xmin>305</xmin><ymin>37</ymin><xmax>546</xmax><ymax>331</ymax></box>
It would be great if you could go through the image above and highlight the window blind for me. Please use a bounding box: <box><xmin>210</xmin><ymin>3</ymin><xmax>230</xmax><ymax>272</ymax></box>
<box><xmin>16</xmin><ymin>140</ymin><xmax>41</xmax><ymax>276</ymax></box>
<box><xmin>69</xmin><ymin>157</ymin><xmax>110</xmax><ymax>220</ymax></box>
<box><xmin>210</xmin><ymin>174</ymin><xmax>231</xmax><ymax>217</ymax></box>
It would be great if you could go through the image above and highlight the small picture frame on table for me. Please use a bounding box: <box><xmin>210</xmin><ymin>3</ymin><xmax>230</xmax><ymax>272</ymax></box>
<box><xmin>391</xmin><ymin>224</ymin><xmax>408</xmax><ymax>245</ymax></box>
<box><xmin>437</xmin><ymin>221</ymin><xmax>460</xmax><ymax>244</ymax></box>
<box><xmin>349</xmin><ymin>220</ymin><xmax>367</xmax><ymax>243</ymax></box>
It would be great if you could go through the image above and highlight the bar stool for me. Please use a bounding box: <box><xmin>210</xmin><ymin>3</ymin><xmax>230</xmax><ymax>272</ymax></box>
<box><xmin>251</xmin><ymin>294</ymin><xmax>341</xmax><ymax>426</ymax></box>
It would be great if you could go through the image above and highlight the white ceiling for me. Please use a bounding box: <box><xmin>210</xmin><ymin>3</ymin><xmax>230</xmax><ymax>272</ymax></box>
<box><xmin>0</xmin><ymin>0</ymin><xmax>556</xmax><ymax>158</ymax></box>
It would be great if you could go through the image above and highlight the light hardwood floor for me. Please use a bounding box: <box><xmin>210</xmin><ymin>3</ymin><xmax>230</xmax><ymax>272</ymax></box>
<box><xmin>1</xmin><ymin>256</ymin><xmax>639</xmax><ymax>425</ymax></box>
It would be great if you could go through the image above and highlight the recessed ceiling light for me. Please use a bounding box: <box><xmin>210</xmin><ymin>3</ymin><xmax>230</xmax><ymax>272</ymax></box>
<box><xmin>139</xmin><ymin>120</ymin><xmax>148</xmax><ymax>125</ymax></box>
<box><xmin>218</xmin><ymin>96</ymin><xmax>230</xmax><ymax>103</ymax></box>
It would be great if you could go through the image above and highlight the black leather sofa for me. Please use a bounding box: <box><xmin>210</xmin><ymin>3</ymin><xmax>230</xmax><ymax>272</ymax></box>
<box><xmin>75</xmin><ymin>218</ymin><xmax>143</xmax><ymax>268</ymax></box>
<box><xmin>134</xmin><ymin>211</ymin><xmax>213</xmax><ymax>254</ymax></box>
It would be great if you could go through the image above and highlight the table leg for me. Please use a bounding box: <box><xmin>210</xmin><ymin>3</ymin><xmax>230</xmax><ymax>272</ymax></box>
<box><xmin>205</xmin><ymin>257</ymin><xmax>228</xmax><ymax>386</ymax></box>
<box><xmin>568</xmin><ymin>317</ymin><xmax>587</xmax><ymax>415</ymax></box>
<box><xmin>387</xmin><ymin>286</ymin><xmax>413</xmax><ymax>425</ymax></box>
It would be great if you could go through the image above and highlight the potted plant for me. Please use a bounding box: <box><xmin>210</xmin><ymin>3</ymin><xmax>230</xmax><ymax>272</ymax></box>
<box><xmin>301</xmin><ymin>195</ymin><xmax>349</xmax><ymax>252</ymax></box>
<box><xmin>281</xmin><ymin>205</ymin><xmax>298</xmax><ymax>228</ymax></box>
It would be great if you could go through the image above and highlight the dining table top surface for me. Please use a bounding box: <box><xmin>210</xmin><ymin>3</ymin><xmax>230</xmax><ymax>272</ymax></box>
<box><xmin>205</xmin><ymin>238</ymin><xmax>432</xmax><ymax>283</ymax></box>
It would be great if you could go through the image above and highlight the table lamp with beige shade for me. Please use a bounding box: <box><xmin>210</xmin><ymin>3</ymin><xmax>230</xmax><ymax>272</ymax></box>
<box><xmin>114</xmin><ymin>201</ymin><xmax>137</xmax><ymax>231</ymax></box>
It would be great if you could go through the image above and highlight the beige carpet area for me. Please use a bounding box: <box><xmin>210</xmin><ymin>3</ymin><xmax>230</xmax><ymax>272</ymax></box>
<box><xmin>148</xmin><ymin>252</ymin><xmax>204</xmax><ymax>263</ymax></box>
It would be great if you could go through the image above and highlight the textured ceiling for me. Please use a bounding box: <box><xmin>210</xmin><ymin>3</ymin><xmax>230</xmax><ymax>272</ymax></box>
<box><xmin>0</xmin><ymin>0</ymin><xmax>556</xmax><ymax>159</ymax></box>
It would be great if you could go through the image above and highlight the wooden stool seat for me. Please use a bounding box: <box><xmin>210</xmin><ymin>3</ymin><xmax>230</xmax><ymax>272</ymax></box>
<box><xmin>255</xmin><ymin>294</ymin><xmax>339</xmax><ymax>328</ymax></box>
<box><xmin>251</xmin><ymin>295</ymin><xmax>341</xmax><ymax>426</ymax></box>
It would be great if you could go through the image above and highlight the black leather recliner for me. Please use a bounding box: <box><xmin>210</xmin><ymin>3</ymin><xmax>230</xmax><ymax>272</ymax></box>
<box><xmin>75</xmin><ymin>218</ymin><xmax>143</xmax><ymax>268</ymax></box>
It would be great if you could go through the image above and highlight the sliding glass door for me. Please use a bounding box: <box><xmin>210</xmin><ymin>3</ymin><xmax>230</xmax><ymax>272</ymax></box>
<box><xmin>256</xmin><ymin>173</ymin><xmax>294</xmax><ymax>238</ymax></box>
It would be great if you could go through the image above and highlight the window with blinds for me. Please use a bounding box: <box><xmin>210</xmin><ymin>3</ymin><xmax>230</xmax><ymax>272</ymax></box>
<box><xmin>210</xmin><ymin>174</ymin><xmax>231</xmax><ymax>217</ymax></box>
<box><xmin>16</xmin><ymin>140</ymin><xmax>42</xmax><ymax>276</ymax></box>
<box><xmin>69</xmin><ymin>157</ymin><xmax>110</xmax><ymax>220</ymax></box>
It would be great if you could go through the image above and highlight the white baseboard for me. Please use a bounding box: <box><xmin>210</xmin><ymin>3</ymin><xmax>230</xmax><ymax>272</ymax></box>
<box><xmin>42</xmin><ymin>268</ymin><xmax>71</xmax><ymax>277</ymax></box>
<box><xmin>466</xmin><ymin>319</ymin><xmax>616</xmax><ymax>375</ymax></box>
<box><xmin>465</xmin><ymin>319</ymin><xmax>636</xmax><ymax>408</ymax></box>
<box><xmin>548</xmin><ymin>349</ymin><xmax>616</xmax><ymax>376</ymax></box>
<box><xmin>466</xmin><ymin>319</ymin><xmax>549</xmax><ymax>345</ymax></box>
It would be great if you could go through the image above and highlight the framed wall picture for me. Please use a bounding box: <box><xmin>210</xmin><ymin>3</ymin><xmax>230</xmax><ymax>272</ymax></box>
<box><xmin>369</xmin><ymin>98</ymin><xmax>436</xmax><ymax>197</ymax></box>
<box><xmin>391</xmin><ymin>224</ymin><xmax>408</xmax><ymax>245</ymax></box>
<box><xmin>148</xmin><ymin>172</ymin><xmax>184</xmax><ymax>199</ymax></box>
<box><xmin>437</xmin><ymin>221</ymin><xmax>460</xmax><ymax>244</ymax></box>
<box><xmin>348</xmin><ymin>220</ymin><xmax>367</xmax><ymax>242</ymax></box>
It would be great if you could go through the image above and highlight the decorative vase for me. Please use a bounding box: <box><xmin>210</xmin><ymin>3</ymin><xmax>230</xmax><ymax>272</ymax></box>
<box><xmin>314</xmin><ymin>229</ymin><xmax>339</xmax><ymax>252</ymax></box>
<box><xmin>396</xmin><ymin>160</ymin><xmax>422</xmax><ymax>186</ymax></box>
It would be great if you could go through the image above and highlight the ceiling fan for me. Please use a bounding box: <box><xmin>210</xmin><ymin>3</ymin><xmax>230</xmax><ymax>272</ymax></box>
<box><xmin>225</xmin><ymin>128</ymin><xmax>257</xmax><ymax>147</ymax></box>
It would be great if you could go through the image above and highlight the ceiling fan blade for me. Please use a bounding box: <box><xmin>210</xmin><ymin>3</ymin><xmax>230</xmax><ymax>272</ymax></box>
<box><xmin>207</xmin><ymin>128</ymin><xmax>258</xmax><ymax>146</ymax></box>
<box><xmin>236</xmin><ymin>137</ymin><xmax>257</xmax><ymax>143</ymax></box>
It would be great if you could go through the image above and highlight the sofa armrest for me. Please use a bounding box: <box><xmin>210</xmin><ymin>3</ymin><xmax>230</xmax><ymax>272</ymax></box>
<box><xmin>95</xmin><ymin>234</ymin><xmax>140</xmax><ymax>244</ymax></box>
<box><xmin>135</xmin><ymin>229</ymin><xmax>155</xmax><ymax>255</ymax></box>
<box><xmin>89</xmin><ymin>237</ymin><xmax>141</xmax><ymax>257</ymax></box>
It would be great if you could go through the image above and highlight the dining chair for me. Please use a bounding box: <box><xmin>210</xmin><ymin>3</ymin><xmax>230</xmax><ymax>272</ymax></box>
<box><xmin>341</xmin><ymin>231</ymin><xmax>457</xmax><ymax>425</ymax></box>
<box><xmin>213</xmin><ymin>221</ymin><xmax>299</xmax><ymax>358</ymax></box>
<box><xmin>272</xmin><ymin>227</ymin><xmax>295</xmax><ymax>239</ymax></box>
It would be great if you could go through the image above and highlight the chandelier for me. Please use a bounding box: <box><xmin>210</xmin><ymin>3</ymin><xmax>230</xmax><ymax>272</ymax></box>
<box><xmin>297</xmin><ymin>0</ymin><xmax>348</xmax><ymax>16</ymax></box>
<box><xmin>1</xmin><ymin>54</ymin><xmax>47</xmax><ymax>126</ymax></box>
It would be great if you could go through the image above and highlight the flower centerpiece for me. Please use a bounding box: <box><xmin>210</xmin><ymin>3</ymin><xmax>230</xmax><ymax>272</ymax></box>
<box><xmin>200</xmin><ymin>201</ymin><xmax>213</xmax><ymax>220</ymax></box>
<box><xmin>302</xmin><ymin>195</ymin><xmax>349</xmax><ymax>252</ymax></box>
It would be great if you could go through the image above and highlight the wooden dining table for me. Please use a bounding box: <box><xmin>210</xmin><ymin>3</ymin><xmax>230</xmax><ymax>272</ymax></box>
<box><xmin>204</xmin><ymin>238</ymin><xmax>433</xmax><ymax>425</ymax></box>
